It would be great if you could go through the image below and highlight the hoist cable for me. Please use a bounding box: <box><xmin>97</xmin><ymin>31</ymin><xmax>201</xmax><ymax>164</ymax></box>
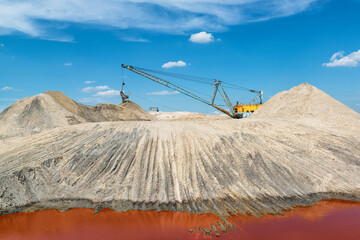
<box><xmin>134</xmin><ymin>66</ymin><xmax>258</xmax><ymax>92</ymax></box>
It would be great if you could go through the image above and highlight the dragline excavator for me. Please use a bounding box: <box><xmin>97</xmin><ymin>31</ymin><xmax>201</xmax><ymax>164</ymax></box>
<box><xmin>121</xmin><ymin>64</ymin><xmax>263</xmax><ymax>118</ymax></box>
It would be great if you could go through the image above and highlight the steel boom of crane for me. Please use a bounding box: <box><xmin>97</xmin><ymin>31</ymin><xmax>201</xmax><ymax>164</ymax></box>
<box><xmin>121</xmin><ymin>64</ymin><xmax>260</xmax><ymax>118</ymax></box>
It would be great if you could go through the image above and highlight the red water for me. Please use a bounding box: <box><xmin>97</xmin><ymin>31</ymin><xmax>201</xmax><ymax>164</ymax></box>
<box><xmin>0</xmin><ymin>199</ymin><xmax>360</xmax><ymax>240</ymax></box>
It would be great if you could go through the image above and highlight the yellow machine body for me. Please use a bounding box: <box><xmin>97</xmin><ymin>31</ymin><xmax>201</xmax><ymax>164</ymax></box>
<box><xmin>234</xmin><ymin>104</ymin><xmax>262</xmax><ymax>114</ymax></box>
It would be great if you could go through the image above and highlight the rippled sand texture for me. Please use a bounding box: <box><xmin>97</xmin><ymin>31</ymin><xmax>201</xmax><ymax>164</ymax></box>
<box><xmin>0</xmin><ymin>83</ymin><xmax>359</xmax><ymax>218</ymax></box>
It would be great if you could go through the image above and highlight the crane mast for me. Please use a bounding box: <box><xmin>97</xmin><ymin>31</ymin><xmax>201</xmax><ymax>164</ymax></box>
<box><xmin>121</xmin><ymin>64</ymin><xmax>263</xmax><ymax>118</ymax></box>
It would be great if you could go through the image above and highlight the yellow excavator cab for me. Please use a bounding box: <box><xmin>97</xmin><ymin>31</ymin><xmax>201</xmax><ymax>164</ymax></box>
<box><xmin>234</xmin><ymin>104</ymin><xmax>262</xmax><ymax>113</ymax></box>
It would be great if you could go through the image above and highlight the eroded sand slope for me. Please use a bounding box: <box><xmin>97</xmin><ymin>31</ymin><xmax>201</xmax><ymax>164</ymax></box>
<box><xmin>0</xmin><ymin>84</ymin><xmax>359</xmax><ymax>219</ymax></box>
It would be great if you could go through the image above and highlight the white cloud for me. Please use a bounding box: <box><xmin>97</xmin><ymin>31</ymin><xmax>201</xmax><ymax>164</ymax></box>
<box><xmin>146</xmin><ymin>91</ymin><xmax>180</xmax><ymax>96</ymax></box>
<box><xmin>82</xmin><ymin>85</ymin><xmax>119</xmax><ymax>98</ymax></box>
<box><xmin>0</xmin><ymin>0</ymin><xmax>318</xmax><ymax>40</ymax></box>
<box><xmin>82</xmin><ymin>85</ymin><xmax>110</xmax><ymax>93</ymax></box>
<box><xmin>64</xmin><ymin>62</ymin><xmax>72</xmax><ymax>66</ymax></box>
<box><xmin>93</xmin><ymin>90</ymin><xmax>119</xmax><ymax>97</ymax></box>
<box><xmin>44</xmin><ymin>36</ymin><xmax>75</xmax><ymax>43</ymax></box>
<box><xmin>1</xmin><ymin>86</ymin><xmax>15</xmax><ymax>91</ymax></box>
<box><xmin>323</xmin><ymin>50</ymin><xmax>360</xmax><ymax>67</ymax></box>
<box><xmin>189</xmin><ymin>31</ymin><xmax>214</xmax><ymax>43</ymax></box>
<box><xmin>84</xmin><ymin>80</ymin><xmax>96</xmax><ymax>84</ymax></box>
<box><xmin>330</xmin><ymin>51</ymin><xmax>344</xmax><ymax>61</ymax></box>
<box><xmin>121</xmin><ymin>36</ymin><xmax>150</xmax><ymax>42</ymax></box>
<box><xmin>162</xmin><ymin>60</ymin><xmax>187</xmax><ymax>69</ymax></box>
<box><xmin>0</xmin><ymin>43</ymin><xmax>4</xmax><ymax>47</ymax></box>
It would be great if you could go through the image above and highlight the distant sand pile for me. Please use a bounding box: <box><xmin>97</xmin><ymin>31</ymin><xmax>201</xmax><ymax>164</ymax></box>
<box><xmin>0</xmin><ymin>83</ymin><xmax>359</xmax><ymax>230</ymax></box>
<box><xmin>252</xmin><ymin>83</ymin><xmax>360</xmax><ymax>128</ymax></box>
<box><xmin>0</xmin><ymin>91</ymin><xmax>152</xmax><ymax>136</ymax></box>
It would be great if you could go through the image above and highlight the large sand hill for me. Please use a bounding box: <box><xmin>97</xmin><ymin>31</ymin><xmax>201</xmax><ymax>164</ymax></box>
<box><xmin>0</xmin><ymin>84</ymin><xmax>359</xmax><ymax>228</ymax></box>
<box><xmin>252</xmin><ymin>83</ymin><xmax>360</xmax><ymax>129</ymax></box>
<box><xmin>0</xmin><ymin>91</ymin><xmax>152</xmax><ymax>137</ymax></box>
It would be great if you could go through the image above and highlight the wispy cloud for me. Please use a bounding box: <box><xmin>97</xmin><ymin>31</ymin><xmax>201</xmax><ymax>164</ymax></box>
<box><xmin>0</xmin><ymin>0</ymin><xmax>318</xmax><ymax>40</ymax></box>
<box><xmin>84</xmin><ymin>80</ymin><xmax>96</xmax><ymax>84</ymax></box>
<box><xmin>82</xmin><ymin>85</ymin><xmax>110</xmax><ymax>93</ymax></box>
<box><xmin>64</xmin><ymin>62</ymin><xmax>72</xmax><ymax>66</ymax></box>
<box><xmin>162</xmin><ymin>60</ymin><xmax>187</xmax><ymax>69</ymax></box>
<box><xmin>0</xmin><ymin>43</ymin><xmax>4</xmax><ymax>47</ymax></box>
<box><xmin>146</xmin><ymin>90</ymin><xmax>180</xmax><ymax>96</ymax></box>
<box><xmin>93</xmin><ymin>90</ymin><xmax>119</xmax><ymax>97</ymax></box>
<box><xmin>44</xmin><ymin>36</ymin><xmax>75</xmax><ymax>43</ymax></box>
<box><xmin>82</xmin><ymin>84</ymin><xmax>119</xmax><ymax>99</ymax></box>
<box><xmin>121</xmin><ymin>36</ymin><xmax>150</xmax><ymax>42</ymax></box>
<box><xmin>1</xmin><ymin>86</ymin><xmax>18</xmax><ymax>91</ymax></box>
<box><xmin>1</xmin><ymin>87</ymin><xmax>14</xmax><ymax>91</ymax></box>
<box><xmin>323</xmin><ymin>50</ymin><xmax>360</xmax><ymax>67</ymax></box>
<box><xmin>189</xmin><ymin>32</ymin><xmax>214</xmax><ymax>43</ymax></box>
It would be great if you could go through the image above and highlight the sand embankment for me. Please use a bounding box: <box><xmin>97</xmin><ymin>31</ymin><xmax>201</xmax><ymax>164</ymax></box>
<box><xmin>0</xmin><ymin>83</ymin><xmax>359</xmax><ymax>222</ymax></box>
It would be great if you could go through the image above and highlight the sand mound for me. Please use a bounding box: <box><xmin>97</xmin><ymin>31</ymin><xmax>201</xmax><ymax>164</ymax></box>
<box><xmin>0</xmin><ymin>118</ymin><xmax>359</xmax><ymax>219</ymax></box>
<box><xmin>95</xmin><ymin>102</ymin><xmax>152</xmax><ymax>121</ymax></box>
<box><xmin>252</xmin><ymin>83</ymin><xmax>360</xmax><ymax>127</ymax></box>
<box><xmin>0</xmin><ymin>83</ymin><xmax>359</xmax><ymax>221</ymax></box>
<box><xmin>0</xmin><ymin>91</ymin><xmax>152</xmax><ymax>136</ymax></box>
<box><xmin>0</xmin><ymin>83</ymin><xmax>359</xmax><ymax>226</ymax></box>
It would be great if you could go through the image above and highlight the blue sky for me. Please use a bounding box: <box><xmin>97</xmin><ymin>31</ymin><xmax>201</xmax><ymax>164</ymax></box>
<box><xmin>0</xmin><ymin>0</ymin><xmax>360</xmax><ymax>113</ymax></box>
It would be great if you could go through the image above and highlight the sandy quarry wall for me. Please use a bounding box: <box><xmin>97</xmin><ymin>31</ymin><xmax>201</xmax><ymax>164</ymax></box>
<box><xmin>0</xmin><ymin>83</ymin><xmax>359</xmax><ymax>219</ymax></box>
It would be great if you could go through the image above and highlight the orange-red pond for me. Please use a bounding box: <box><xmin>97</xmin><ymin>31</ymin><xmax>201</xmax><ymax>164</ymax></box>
<box><xmin>1</xmin><ymin>199</ymin><xmax>360</xmax><ymax>240</ymax></box>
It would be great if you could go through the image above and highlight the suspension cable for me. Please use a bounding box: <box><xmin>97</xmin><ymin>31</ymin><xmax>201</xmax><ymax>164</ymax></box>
<box><xmin>134</xmin><ymin>66</ymin><xmax>258</xmax><ymax>92</ymax></box>
<box><xmin>135</xmin><ymin>67</ymin><xmax>214</xmax><ymax>85</ymax></box>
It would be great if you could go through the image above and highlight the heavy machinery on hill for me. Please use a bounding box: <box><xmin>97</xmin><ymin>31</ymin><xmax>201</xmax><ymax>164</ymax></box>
<box><xmin>121</xmin><ymin>64</ymin><xmax>263</xmax><ymax>118</ymax></box>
